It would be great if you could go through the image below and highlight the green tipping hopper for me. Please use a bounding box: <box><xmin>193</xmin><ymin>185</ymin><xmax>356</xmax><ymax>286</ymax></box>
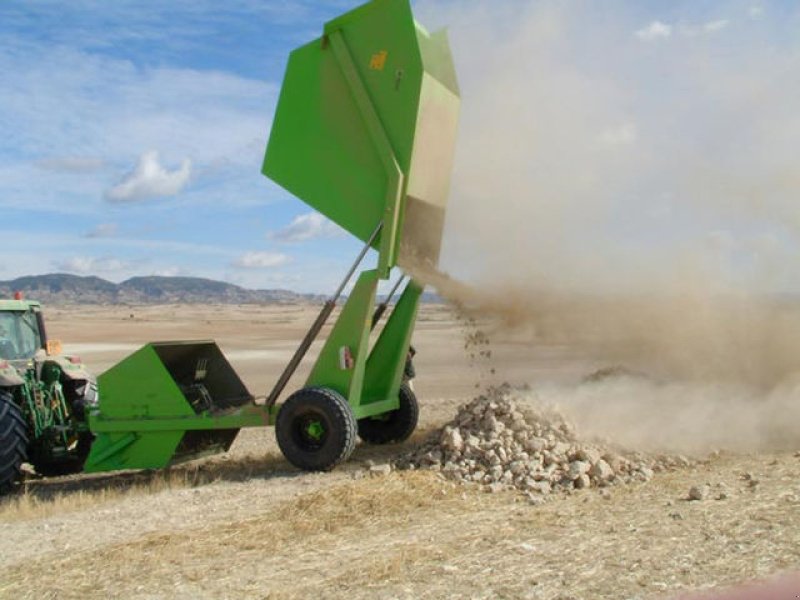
<box><xmin>86</xmin><ymin>342</ymin><xmax>261</xmax><ymax>472</ymax></box>
<box><xmin>77</xmin><ymin>0</ymin><xmax>460</xmax><ymax>476</ymax></box>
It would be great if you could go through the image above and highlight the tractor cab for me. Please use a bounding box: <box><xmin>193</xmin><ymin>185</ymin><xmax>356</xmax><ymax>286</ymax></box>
<box><xmin>0</xmin><ymin>299</ymin><xmax>46</xmax><ymax>364</ymax></box>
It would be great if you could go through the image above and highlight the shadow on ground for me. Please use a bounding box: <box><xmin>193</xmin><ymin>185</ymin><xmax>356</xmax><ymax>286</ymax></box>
<box><xmin>8</xmin><ymin>427</ymin><xmax>437</xmax><ymax>505</ymax></box>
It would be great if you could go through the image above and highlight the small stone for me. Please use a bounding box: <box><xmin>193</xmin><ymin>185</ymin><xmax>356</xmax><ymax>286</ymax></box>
<box><xmin>531</xmin><ymin>481</ymin><xmax>551</xmax><ymax>495</ymax></box>
<box><xmin>441</xmin><ymin>565</ymin><xmax>459</xmax><ymax>573</ymax></box>
<box><xmin>688</xmin><ymin>484</ymin><xmax>709</xmax><ymax>501</ymax></box>
<box><xmin>568</xmin><ymin>461</ymin><xmax>591</xmax><ymax>480</ymax></box>
<box><xmin>369</xmin><ymin>463</ymin><xmax>392</xmax><ymax>476</ymax></box>
<box><xmin>577</xmin><ymin>447</ymin><xmax>602</xmax><ymax>465</ymax></box>
<box><xmin>552</xmin><ymin>441</ymin><xmax>571</xmax><ymax>456</ymax></box>
<box><xmin>575</xmin><ymin>474</ymin><xmax>591</xmax><ymax>489</ymax></box>
<box><xmin>638</xmin><ymin>467</ymin><xmax>655</xmax><ymax>481</ymax></box>
<box><xmin>589</xmin><ymin>459</ymin><xmax>615</xmax><ymax>481</ymax></box>
<box><xmin>442</xmin><ymin>427</ymin><xmax>465</xmax><ymax>453</ymax></box>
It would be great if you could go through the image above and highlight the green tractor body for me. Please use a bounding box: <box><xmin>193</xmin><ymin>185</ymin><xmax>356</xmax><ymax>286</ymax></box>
<box><xmin>0</xmin><ymin>299</ymin><xmax>97</xmax><ymax>491</ymax></box>
<box><xmin>1</xmin><ymin>0</ymin><xmax>460</xmax><ymax>492</ymax></box>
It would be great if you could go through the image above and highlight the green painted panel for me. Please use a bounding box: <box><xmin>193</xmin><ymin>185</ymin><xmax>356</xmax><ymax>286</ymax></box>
<box><xmin>264</xmin><ymin>36</ymin><xmax>388</xmax><ymax>245</ymax></box>
<box><xmin>306</xmin><ymin>270</ymin><xmax>378</xmax><ymax>404</ymax></box>
<box><xmin>97</xmin><ymin>345</ymin><xmax>193</xmax><ymax>419</ymax></box>
<box><xmin>85</xmin><ymin>431</ymin><xmax>183</xmax><ymax>472</ymax></box>
<box><xmin>362</xmin><ymin>279</ymin><xmax>421</xmax><ymax>407</ymax></box>
<box><xmin>263</xmin><ymin>0</ymin><xmax>460</xmax><ymax>271</ymax></box>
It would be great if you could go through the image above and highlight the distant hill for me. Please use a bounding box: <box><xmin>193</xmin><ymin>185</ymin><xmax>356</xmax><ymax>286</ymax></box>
<box><xmin>0</xmin><ymin>274</ymin><xmax>445</xmax><ymax>305</ymax></box>
<box><xmin>0</xmin><ymin>274</ymin><xmax>324</xmax><ymax>305</ymax></box>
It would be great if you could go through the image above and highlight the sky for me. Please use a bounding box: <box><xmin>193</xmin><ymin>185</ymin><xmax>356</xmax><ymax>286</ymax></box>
<box><xmin>0</xmin><ymin>0</ymin><xmax>358</xmax><ymax>293</ymax></box>
<box><xmin>1</xmin><ymin>1</ymin><xmax>798</xmax><ymax>294</ymax></box>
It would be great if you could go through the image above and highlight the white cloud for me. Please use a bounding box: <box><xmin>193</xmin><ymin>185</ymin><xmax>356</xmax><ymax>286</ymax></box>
<box><xmin>679</xmin><ymin>19</ymin><xmax>731</xmax><ymax>37</ymax></box>
<box><xmin>35</xmin><ymin>157</ymin><xmax>105</xmax><ymax>173</ymax></box>
<box><xmin>749</xmin><ymin>6</ymin><xmax>764</xmax><ymax>19</ymax></box>
<box><xmin>105</xmin><ymin>150</ymin><xmax>191</xmax><ymax>202</ymax></box>
<box><xmin>635</xmin><ymin>21</ymin><xmax>672</xmax><ymax>41</ymax></box>
<box><xmin>84</xmin><ymin>223</ymin><xmax>118</xmax><ymax>238</ymax></box>
<box><xmin>599</xmin><ymin>123</ymin><xmax>638</xmax><ymax>146</ymax></box>
<box><xmin>54</xmin><ymin>256</ymin><xmax>130</xmax><ymax>274</ymax></box>
<box><xmin>269</xmin><ymin>212</ymin><xmax>344</xmax><ymax>243</ymax></box>
<box><xmin>703</xmin><ymin>19</ymin><xmax>730</xmax><ymax>33</ymax></box>
<box><xmin>231</xmin><ymin>251</ymin><xmax>290</xmax><ymax>269</ymax></box>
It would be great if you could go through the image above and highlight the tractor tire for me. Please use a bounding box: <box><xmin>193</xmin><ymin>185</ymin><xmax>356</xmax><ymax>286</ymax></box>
<box><xmin>0</xmin><ymin>390</ymin><xmax>28</xmax><ymax>495</ymax></box>
<box><xmin>358</xmin><ymin>383</ymin><xmax>419</xmax><ymax>445</ymax></box>
<box><xmin>276</xmin><ymin>387</ymin><xmax>357</xmax><ymax>472</ymax></box>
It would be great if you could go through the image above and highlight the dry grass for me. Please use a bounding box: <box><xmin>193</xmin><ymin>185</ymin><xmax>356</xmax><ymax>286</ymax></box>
<box><xmin>0</xmin><ymin>451</ymin><xmax>285</xmax><ymax>522</ymax></box>
<box><xmin>1</xmin><ymin>471</ymin><xmax>475</xmax><ymax>599</ymax></box>
<box><xmin>3</xmin><ymin>454</ymin><xmax>800</xmax><ymax>599</ymax></box>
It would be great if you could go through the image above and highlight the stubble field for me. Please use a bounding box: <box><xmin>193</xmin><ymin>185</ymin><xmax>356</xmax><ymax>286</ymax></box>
<box><xmin>1</xmin><ymin>303</ymin><xmax>798</xmax><ymax>599</ymax></box>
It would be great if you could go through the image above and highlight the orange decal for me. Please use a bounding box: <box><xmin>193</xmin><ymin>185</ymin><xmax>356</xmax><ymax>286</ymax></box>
<box><xmin>369</xmin><ymin>50</ymin><xmax>388</xmax><ymax>71</ymax></box>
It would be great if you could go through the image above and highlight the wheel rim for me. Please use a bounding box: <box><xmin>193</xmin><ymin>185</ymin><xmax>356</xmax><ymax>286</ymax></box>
<box><xmin>292</xmin><ymin>410</ymin><xmax>328</xmax><ymax>451</ymax></box>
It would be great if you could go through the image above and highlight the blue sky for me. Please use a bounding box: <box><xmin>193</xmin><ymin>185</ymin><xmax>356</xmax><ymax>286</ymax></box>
<box><xmin>0</xmin><ymin>0</ymin><xmax>359</xmax><ymax>292</ymax></box>
<box><xmin>1</xmin><ymin>1</ymin><xmax>798</xmax><ymax>295</ymax></box>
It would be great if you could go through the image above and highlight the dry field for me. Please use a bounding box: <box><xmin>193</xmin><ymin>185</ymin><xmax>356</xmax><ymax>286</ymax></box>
<box><xmin>1</xmin><ymin>303</ymin><xmax>799</xmax><ymax>599</ymax></box>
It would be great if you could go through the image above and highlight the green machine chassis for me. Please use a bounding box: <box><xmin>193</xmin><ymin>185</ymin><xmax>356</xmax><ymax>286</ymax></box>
<box><xmin>83</xmin><ymin>0</ymin><xmax>460</xmax><ymax>474</ymax></box>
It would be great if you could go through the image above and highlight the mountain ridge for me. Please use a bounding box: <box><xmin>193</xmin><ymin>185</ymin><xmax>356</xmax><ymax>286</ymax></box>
<box><xmin>0</xmin><ymin>274</ymin><xmax>324</xmax><ymax>305</ymax></box>
<box><xmin>0</xmin><ymin>274</ymin><xmax>443</xmax><ymax>305</ymax></box>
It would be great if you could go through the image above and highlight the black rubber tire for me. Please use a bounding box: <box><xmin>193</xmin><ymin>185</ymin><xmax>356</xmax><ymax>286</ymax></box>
<box><xmin>0</xmin><ymin>390</ymin><xmax>28</xmax><ymax>495</ymax></box>
<box><xmin>276</xmin><ymin>387</ymin><xmax>357</xmax><ymax>471</ymax></box>
<box><xmin>358</xmin><ymin>383</ymin><xmax>419</xmax><ymax>445</ymax></box>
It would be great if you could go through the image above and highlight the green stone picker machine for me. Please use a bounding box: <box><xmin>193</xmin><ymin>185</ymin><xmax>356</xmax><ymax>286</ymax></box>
<box><xmin>0</xmin><ymin>0</ymin><xmax>460</xmax><ymax>494</ymax></box>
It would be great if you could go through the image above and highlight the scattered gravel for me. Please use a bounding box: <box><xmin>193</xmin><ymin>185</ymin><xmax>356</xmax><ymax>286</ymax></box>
<box><xmin>397</xmin><ymin>384</ymin><xmax>695</xmax><ymax>500</ymax></box>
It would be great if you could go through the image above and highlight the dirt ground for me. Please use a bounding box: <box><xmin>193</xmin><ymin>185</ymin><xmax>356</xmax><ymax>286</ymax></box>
<box><xmin>1</xmin><ymin>303</ymin><xmax>799</xmax><ymax>599</ymax></box>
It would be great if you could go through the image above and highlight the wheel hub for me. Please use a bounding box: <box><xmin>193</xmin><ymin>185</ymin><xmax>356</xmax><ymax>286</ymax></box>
<box><xmin>305</xmin><ymin>419</ymin><xmax>324</xmax><ymax>441</ymax></box>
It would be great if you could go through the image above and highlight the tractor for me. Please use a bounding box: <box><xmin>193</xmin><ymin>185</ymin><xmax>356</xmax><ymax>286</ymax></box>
<box><xmin>0</xmin><ymin>296</ymin><xmax>97</xmax><ymax>492</ymax></box>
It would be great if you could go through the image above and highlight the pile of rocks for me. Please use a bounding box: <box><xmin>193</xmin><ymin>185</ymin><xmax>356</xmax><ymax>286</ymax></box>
<box><xmin>397</xmin><ymin>384</ymin><xmax>692</xmax><ymax>501</ymax></box>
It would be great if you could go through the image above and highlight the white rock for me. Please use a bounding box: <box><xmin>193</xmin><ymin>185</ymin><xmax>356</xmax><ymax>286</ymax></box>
<box><xmin>525</xmin><ymin>437</ymin><xmax>547</xmax><ymax>453</ymax></box>
<box><xmin>577</xmin><ymin>447</ymin><xmax>602</xmax><ymax>465</ymax></box>
<box><xmin>442</xmin><ymin>427</ymin><xmax>464</xmax><ymax>453</ymax></box>
<box><xmin>589</xmin><ymin>459</ymin><xmax>615</xmax><ymax>481</ymax></box>
<box><xmin>639</xmin><ymin>467</ymin><xmax>655</xmax><ymax>481</ymax></box>
<box><xmin>369</xmin><ymin>463</ymin><xmax>392</xmax><ymax>476</ymax></box>
<box><xmin>569</xmin><ymin>461</ymin><xmax>591</xmax><ymax>480</ymax></box>
<box><xmin>530</xmin><ymin>481</ymin><xmax>551</xmax><ymax>495</ymax></box>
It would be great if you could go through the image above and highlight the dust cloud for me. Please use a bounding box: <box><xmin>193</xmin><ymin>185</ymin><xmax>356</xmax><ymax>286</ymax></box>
<box><xmin>412</xmin><ymin>1</ymin><xmax>800</xmax><ymax>453</ymax></box>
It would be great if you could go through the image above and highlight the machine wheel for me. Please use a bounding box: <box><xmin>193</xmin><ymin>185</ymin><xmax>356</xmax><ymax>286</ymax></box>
<box><xmin>358</xmin><ymin>383</ymin><xmax>419</xmax><ymax>445</ymax></box>
<box><xmin>0</xmin><ymin>390</ymin><xmax>28</xmax><ymax>494</ymax></box>
<box><xmin>276</xmin><ymin>387</ymin><xmax>357</xmax><ymax>471</ymax></box>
